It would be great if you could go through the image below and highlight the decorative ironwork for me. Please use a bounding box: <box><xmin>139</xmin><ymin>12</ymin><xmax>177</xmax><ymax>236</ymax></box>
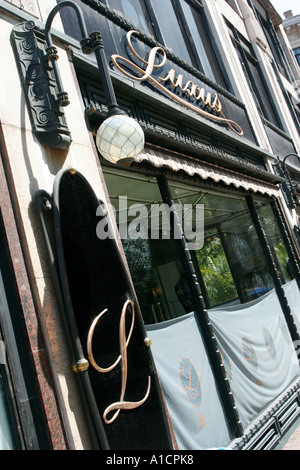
<box><xmin>274</xmin><ymin>153</ymin><xmax>300</xmax><ymax>209</ymax></box>
<box><xmin>44</xmin><ymin>0</ymin><xmax>124</xmax><ymax>119</ymax></box>
<box><xmin>11</xmin><ymin>21</ymin><xmax>72</xmax><ymax>150</ymax></box>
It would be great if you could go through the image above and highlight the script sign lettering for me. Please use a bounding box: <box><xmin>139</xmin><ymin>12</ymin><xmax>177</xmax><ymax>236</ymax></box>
<box><xmin>112</xmin><ymin>30</ymin><xmax>243</xmax><ymax>136</ymax></box>
<box><xmin>87</xmin><ymin>299</ymin><xmax>151</xmax><ymax>424</ymax></box>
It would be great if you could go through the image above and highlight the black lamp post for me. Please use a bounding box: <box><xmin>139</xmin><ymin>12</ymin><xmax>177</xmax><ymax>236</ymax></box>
<box><xmin>274</xmin><ymin>153</ymin><xmax>300</xmax><ymax>209</ymax></box>
<box><xmin>281</xmin><ymin>153</ymin><xmax>300</xmax><ymax>196</ymax></box>
<box><xmin>45</xmin><ymin>0</ymin><xmax>144</xmax><ymax>164</ymax></box>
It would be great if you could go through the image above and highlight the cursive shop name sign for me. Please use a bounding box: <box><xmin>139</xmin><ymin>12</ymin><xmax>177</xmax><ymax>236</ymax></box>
<box><xmin>112</xmin><ymin>30</ymin><xmax>243</xmax><ymax>136</ymax></box>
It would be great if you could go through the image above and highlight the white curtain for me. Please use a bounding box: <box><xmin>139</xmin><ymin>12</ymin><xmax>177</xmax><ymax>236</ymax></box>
<box><xmin>209</xmin><ymin>287</ymin><xmax>300</xmax><ymax>428</ymax></box>
<box><xmin>146</xmin><ymin>313</ymin><xmax>231</xmax><ymax>450</ymax></box>
<box><xmin>0</xmin><ymin>341</ymin><xmax>14</xmax><ymax>450</ymax></box>
<box><xmin>0</xmin><ymin>384</ymin><xmax>14</xmax><ymax>450</ymax></box>
<box><xmin>283</xmin><ymin>279</ymin><xmax>300</xmax><ymax>333</ymax></box>
<box><xmin>146</xmin><ymin>285</ymin><xmax>300</xmax><ymax>449</ymax></box>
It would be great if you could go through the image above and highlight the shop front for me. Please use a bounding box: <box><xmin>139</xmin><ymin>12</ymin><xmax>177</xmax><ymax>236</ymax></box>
<box><xmin>100</xmin><ymin>148</ymin><xmax>300</xmax><ymax>449</ymax></box>
<box><xmin>72</xmin><ymin>1</ymin><xmax>300</xmax><ymax>448</ymax></box>
<box><xmin>7</xmin><ymin>0</ymin><xmax>300</xmax><ymax>450</ymax></box>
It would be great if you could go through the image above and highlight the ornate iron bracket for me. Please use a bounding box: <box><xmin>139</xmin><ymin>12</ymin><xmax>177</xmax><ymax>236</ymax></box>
<box><xmin>11</xmin><ymin>21</ymin><xmax>72</xmax><ymax>150</ymax></box>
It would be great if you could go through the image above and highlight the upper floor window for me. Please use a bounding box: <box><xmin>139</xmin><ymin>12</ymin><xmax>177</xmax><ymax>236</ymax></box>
<box><xmin>225</xmin><ymin>0</ymin><xmax>241</xmax><ymax>14</ymax></box>
<box><xmin>256</xmin><ymin>11</ymin><xmax>292</xmax><ymax>82</ymax></box>
<box><xmin>227</xmin><ymin>21</ymin><xmax>282</xmax><ymax>128</ymax></box>
<box><xmin>103</xmin><ymin>0</ymin><xmax>156</xmax><ymax>38</ymax></box>
<box><xmin>294</xmin><ymin>48</ymin><xmax>300</xmax><ymax>66</ymax></box>
<box><xmin>103</xmin><ymin>0</ymin><xmax>228</xmax><ymax>87</ymax></box>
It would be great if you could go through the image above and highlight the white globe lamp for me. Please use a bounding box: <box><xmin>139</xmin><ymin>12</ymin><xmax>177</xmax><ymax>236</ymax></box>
<box><xmin>96</xmin><ymin>114</ymin><xmax>145</xmax><ymax>164</ymax></box>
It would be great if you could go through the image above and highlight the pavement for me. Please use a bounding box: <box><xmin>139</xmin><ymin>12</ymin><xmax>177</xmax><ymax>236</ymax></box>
<box><xmin>283</xmin><ymin>425</ymin><xmax>300</xmax><ymax>450</ymax></box>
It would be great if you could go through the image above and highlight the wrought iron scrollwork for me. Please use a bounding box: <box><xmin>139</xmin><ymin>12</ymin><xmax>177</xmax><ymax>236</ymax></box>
<box><xmin>11</xmin><ymin>21</ymin><xmax>72</xmax><ymax>150</ymax></box>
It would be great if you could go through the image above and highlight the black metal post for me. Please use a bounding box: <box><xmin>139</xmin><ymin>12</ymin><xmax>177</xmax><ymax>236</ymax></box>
<box><xmin>35</xmin><ymin>189</ymin><xmax>110</xmax><ymax>450</ymax></box>
<box><xmin>281</xmin><ymin>153</ymin><xmax>300</xmax><ymax>206</ymax></box>
<box><xmin>157</xmin><ymin>175</ymin><xmax>243</xmax><ymax>439</ymax></box>
<box><xmin>246</xmin><ymin>196</ymin><xmax>300</xmax><ymax>348</ymax></box>
<box><xmin>44</xmin><ymin>1</ymin><xmax>124</xmax><ymax>116</ymax></box>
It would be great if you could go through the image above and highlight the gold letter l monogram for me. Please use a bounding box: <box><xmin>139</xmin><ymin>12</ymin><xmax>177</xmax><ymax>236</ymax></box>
<box><xmin>87</xmin><ymin>299</ymin><xmax>151</xmax><ymax>424</ymax></box>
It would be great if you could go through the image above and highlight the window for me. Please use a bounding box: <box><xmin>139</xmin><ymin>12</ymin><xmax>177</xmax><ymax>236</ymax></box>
<box><xmin>103</xmin><ymin>169</ymin><xmax>187</xmax><ymax>324</ymax></box>
<box><xmin>170</xmin><ymin>183</ymin><xmax>275</xmax><ymax>306</ymax></box>
<box><xmin>227</xmin><ymin>22</ymin><xmax>281</xmax><ymax>128</ymax></box>
<box><xmin>104</xmin><ymin>0</ymin><xmax>155</xmax><ymax>37</ymax></box>
<box><xmin>294</xmin><ymin>48</ymin><xmax>300</xmax><ymax>66</ymax></box>
<box><xmin>104</xmin><ymin>0</ymin><xmax>227</xmax><ymax>87</ymax></box>
<box><xmin>256</xmin><ymin>12</ymin><xmax>291</xmax><ymax>81</ymax></box>
<box><xmin>151</xmin><ymin>0</ymin><xmax>192</xmax><ymax>65</ymax></box>
<box><xmin>225</xmin><ymin>0</ymin><xmax>240</xmax><ymax>14</ymax></box>
<box><xmin>178</xmin><ymin>0</ymin><xmax>226</xmax><ymax>85</ymax></box>
<box><xmin>254</xmin><ymin>201</ymin><xmax>293</xmax><ymax>284</ymax></box>
<box><xmin>103</xmin><ymin>168</ymin><xmax>294</xmax><ymax>323</ymax></box>
<box><xmin>0</xmin><ymin>339</ymin><xmax>17</xmax><ymax>450</ymax></box>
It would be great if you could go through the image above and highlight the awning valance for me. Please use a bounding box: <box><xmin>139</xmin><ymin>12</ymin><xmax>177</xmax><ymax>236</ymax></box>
<box><xmin>135</xmin><ymin>147</ymin><xmax>280</xmax><ymax>198</ymax></box>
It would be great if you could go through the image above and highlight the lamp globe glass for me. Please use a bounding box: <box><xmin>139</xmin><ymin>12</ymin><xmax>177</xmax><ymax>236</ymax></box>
<box><xmin>96</xmin><ymin>115</ymin><xmax>144</xmax><ymax>164</ymax></box>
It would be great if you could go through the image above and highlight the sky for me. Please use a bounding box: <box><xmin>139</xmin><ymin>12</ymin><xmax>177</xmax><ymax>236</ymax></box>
<box><xmin>270</xmin><ymin>0</ymin><xmax>300</xmax><ymax>18</ymax></box>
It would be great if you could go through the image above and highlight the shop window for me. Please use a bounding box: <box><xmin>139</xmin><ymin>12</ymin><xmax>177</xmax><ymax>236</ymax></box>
<box><xmin>195</xmin><ymin>235</ymin><xmax>238</xmax><ymax>307</ymax></box>
<box><xmin>104</xmin><ymin>168</ymin><xmax>287</xmax><ymax>325</ymax></box>
<box><xmin>103</xmin><ymin>169</ymin><xmax>187</xmax><ymax>324</ymax></box>
<box><xmin>254</xmin><ymin>201</ymin><xmax>293</xmax><ymax>284</ymax></box>
<box><xmin>0</xmin><ymin>342</ymin><xmax>16</xmax><ymax>450</ymax></box>
<box><xmin>170</xmin><ymin>183</ymin><xmax>275</xmax><ymax>305</ymax></box>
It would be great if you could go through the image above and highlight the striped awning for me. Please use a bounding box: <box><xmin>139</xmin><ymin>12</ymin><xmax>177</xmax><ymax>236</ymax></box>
<box><xmin>135</xmin><ymin>147</ymin><xmax>280</xmax><ymax>198</ymax></box>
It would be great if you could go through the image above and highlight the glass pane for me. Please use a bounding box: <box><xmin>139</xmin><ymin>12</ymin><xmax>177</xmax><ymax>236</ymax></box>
<box><xmin>106</xmin><ymin>0</ymin><xmax>155</xmax><ymax>37</ymax></box>
<box><xmin>0</xmin><ymin>371</ymin><xmax>15</xmax><ymax>450</ymax></box>
<box><xmin>103</xmin><ymin>170</ymin><xmax>188</xmax><ymax>324</ymax></box>
<box><xmin>179</xmin><ymin>0</ymin><xmax>226</xmax><ymax>86</ymax></box>
<box><xmin>151</xmin><ymin>0</ymin><xmax>192</xmax><ymax>64</ymax></box>
<box><xmin>255</xmin><ymin>201</ymin><xmax>293</xmax><ymax>284</ymax></box>
<box><xmin>247</xmin><ymin>60</ymin><xmax>279</xmax><ymax>126</ymax></box>
<box><xmin>169</xmin><ymin>181</ymin><xmax>275</xmax><ymax>306</ymax></box>
<box><xmin>196</xmin><ymin>235</ymin><xmax>238</xmax><ymax>307</ymax></box>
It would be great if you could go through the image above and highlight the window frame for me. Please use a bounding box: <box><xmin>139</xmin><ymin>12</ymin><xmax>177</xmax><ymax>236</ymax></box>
<box><xmin>102</xmin><ymin>164</ymin><xmax>296</xmax><ymax>320</ymax></box>
<box><xmin>102</xmin><ymin>0</ymin><xmax>229</xmax><ymax>87</ymax></box>
<box><xmin>227</xmin><ymin>21</ymin><xmax>283</xmax><ymax>129</ymax></box>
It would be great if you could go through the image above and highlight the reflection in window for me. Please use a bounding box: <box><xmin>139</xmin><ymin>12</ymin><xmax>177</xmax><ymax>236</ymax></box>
<box><xmin>227</xmin><ymin>22</ymin><xmax>281</xmax><ymax>128</ymax></box>
<box><xmin>294</xmin><ymin>48</ymin><xmax>300</xmax><ymax>66</ymax></box>
<box><xmin>196</xmin><ymin>235</ymin><xmax>238</xmax><ymax>307</ymax></box>
<box><xmin>179</xmin><ymin>0</ymin><xmax>226</xmax><ymax>85</ymax></box>
<box><xmin>151</xmin><ymin>0</ymin><xmax>192</xmax><ymax>64</ymax></box>
<box><xmin>0</xmin><ymin>361</ymin><xmax>15</xmax><ymax>449</ymax></box>
<box><xmin>105</xmin><ymin>0</ymin><xmax>227</xmax><ymax>86</ymax></box>
<box><xmin>105</xmin><ymin>0</ymin><xmax>155</xmax><ymax>37</ymax></box>
<box><xmin>103</xmin><ymin>170</ymin><xmax>289</xmax><ymax>323</ymax></box>
<box><xmin>103</xmin><ymin>170</ymin><xmax>188</xmax><ymax>324</ymax></box>
<box><xmin>170</xmin><ymin>183</ymin><xmax>275</xmax><ymax>306</ymax></box>
<box><xmin>255</xmin><ymin>201</ymin><xmax>293</xmax><ymax>284</ymax></box>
